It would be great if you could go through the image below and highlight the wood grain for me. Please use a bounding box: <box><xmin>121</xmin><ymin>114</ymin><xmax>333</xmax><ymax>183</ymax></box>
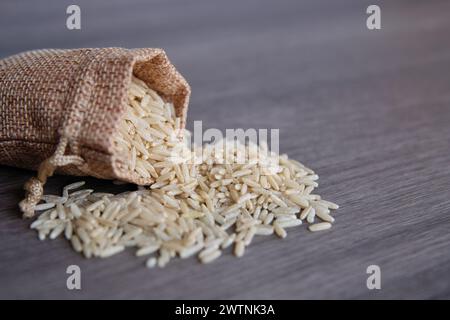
<box><xmin>1</xmin><ymin>0</ymin><xmax>450</xmax><ymax>299</ymax></box>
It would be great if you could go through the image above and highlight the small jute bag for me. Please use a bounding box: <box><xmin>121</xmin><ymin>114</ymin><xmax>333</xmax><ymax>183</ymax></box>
<box><xmin>0</xmin><ymin>48</ymin><xmax>191</xmax><ymax>218</ymax></box>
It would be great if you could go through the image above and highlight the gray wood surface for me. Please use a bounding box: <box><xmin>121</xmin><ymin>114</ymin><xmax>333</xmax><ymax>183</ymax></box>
<box><xmin>1</xmin><ymin>0</ymin><xmax>450</xmax><ymax>299</ymax></box>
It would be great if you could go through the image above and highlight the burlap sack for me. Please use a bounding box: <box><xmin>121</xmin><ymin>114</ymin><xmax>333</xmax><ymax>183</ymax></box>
<box><xmin>0</xmin><ymin>48</ymin><xmax>191</xmax><ymax>217</ymax></box>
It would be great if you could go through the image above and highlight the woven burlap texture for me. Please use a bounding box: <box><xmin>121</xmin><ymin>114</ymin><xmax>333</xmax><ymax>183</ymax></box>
<box><xmin>0</xmin><ymin>48</ymin><xmax>191</xmax><ymax>217</ymax></box>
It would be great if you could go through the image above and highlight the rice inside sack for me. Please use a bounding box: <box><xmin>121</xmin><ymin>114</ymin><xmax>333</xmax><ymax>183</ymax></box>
<box><xmin>113</xmin><ymin>76</ymin><xmax>191</xmax><ymax>182</ymax></box>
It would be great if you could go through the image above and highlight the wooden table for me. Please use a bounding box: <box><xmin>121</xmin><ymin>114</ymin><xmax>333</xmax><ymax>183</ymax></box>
<box><xmin>1</xmin><ymin>0</ymin><xmax>449</xmax><ymax>299</ymax></box>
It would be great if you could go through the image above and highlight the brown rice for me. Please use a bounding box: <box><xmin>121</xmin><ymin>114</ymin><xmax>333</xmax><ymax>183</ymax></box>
<box><xmin>29</xmin><ymin>76</ymin><xmax>339</xmax><ymax>268</ymax></box>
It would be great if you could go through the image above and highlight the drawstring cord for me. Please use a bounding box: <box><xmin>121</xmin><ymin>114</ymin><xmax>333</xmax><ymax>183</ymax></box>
<box><xmin>19</xmin><ymin>136</ymin><xmax>85</xmax><ymax>218</ymax></box>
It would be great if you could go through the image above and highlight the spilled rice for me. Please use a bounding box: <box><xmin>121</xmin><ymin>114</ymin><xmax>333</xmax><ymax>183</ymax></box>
<box><xmin>30</xmin><ymin>76</ymin><xmax>338</xmax><ymax>268</ymax></box>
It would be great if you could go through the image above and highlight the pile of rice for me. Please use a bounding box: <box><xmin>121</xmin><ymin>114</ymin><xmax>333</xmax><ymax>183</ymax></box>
<box><xmin>30</xmin><ymin>76</ymin><xmax>338</xmax><ymax>268</ymax></box>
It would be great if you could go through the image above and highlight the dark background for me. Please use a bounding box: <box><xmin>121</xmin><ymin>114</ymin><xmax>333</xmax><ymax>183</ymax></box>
<box><xmin>1</xmin><ymin>0</ymin><xmax>450</xmax><ymax>299</ymax></box>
